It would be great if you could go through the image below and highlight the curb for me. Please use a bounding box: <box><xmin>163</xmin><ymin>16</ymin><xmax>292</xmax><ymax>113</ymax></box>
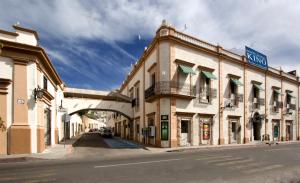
<box><xmin>0</xmin><ymin>157</ymin><xmax>45</xmax><ymax>164</ymax></box>
<box><xmin>152</xmin><ymin>141</ymin><xmax>300</xmax><ymax>153</ymax></box>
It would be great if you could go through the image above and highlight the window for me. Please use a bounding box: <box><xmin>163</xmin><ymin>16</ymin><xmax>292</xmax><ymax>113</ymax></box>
<box><xmin>199</xmin><ymin>70</ymin><xmax>217</xmax><ymax>104</ymax></box>
<box><xmin>252</xmin><ymin>83</ymin><xmax>264</xmax><ymax>109</ymax></box>
<box><xmin>229</xmin><ymin>78</ymin><xmax>243</xmax><ymax>106</ymax></box>
<box><xmin>272</xmin><ymin>89</ymin><xmax>281</xmax><ymax>112</ymax></box>
<box><xmin>151</xmin><ymin>73</ymin><xmax>155</xmax><ymax>86</ymax></box>
<box><xmin>135</xmin><ymin>87</ymin><xmax>140</xmax><ymax>110</ymax></box>
<box><xmin>43</xmin><ymin>76</ymin><xmax>48</xmax><ymax>90</ymax></box>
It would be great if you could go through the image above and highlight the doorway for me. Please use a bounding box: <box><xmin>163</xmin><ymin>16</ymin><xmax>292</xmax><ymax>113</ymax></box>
<box><xmin>272</xmin><ymin>120</ymin><xmax>280</xmax><ymax>141</ymax></box>
<box><xmin>199</xmin><ymin>117</ymin><xmax>212</xmax><ymax>145</ymax></box>
<box><xmin>44</xmin><ymin>109</ymin><xmax>51</xmax><ymax>146</ymax></box>
<box><xmin>253</xmin><ymin>122</ymin><xmax>261</xmax><ymax>141</ymax></box>
<box><xmin>180</xmin><ymin>120</ymin><xmax>190</xmax><ymax>146</ymax></box>
<box><xmin>286</xmin><ymin>121</ymin><xmax>293</xmax><ymax>141</ymax></box>
<box><xmin>229</xmin><ymin>120</ymin><xmax>238</xmax><ymax>144</ymax></box>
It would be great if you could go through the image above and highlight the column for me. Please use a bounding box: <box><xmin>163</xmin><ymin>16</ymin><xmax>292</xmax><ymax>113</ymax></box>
<box><xmin>9</xmin><ymin>59</ymin><xmax>32</xmax><ymax>154</ymax></box>
<box><xmin>0</xmin><ymin>78</ymin><xmax>11</xmax><ymax>154</ymax></box>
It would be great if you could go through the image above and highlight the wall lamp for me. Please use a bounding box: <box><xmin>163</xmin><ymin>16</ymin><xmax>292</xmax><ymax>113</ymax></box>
<box><xmin>34</xmin><ymin>86</ymin><xmax>44</xmax><ymax>101</ymax></box>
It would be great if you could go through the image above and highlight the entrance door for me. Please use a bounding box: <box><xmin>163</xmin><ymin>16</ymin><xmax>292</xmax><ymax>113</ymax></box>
<box><xmin>180</xmin><ymin>120</ymin><xmax>189</xmax><ymax>146</ymax></box>
<box><xmin>286</xmin><ymin>122</ymin><xmax>292</xmax><ymax>141</ymax></box>
<box><xmin>273</xmin><ymin>121</ymin><xmax>279</xmax><ymax>141</ymax></box>
<box><xmin>253</xmin><ymin>122</ymin><xmax>261</xmax><ymax>141</ymax></box>
<box><xmin>230</xmin><ymin>121</ymin><xmax>237</xmax><ymax>144</ymax></box>
<box><xmin>44</xmin><ymin>109</ymin><xmax>51</xmax><ymax>146</ymax></box>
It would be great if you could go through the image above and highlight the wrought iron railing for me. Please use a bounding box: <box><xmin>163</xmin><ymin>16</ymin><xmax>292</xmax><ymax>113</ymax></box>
<box><xmin>145</xmin><ymin>81</ymin><xmax>196</xmax><ymax>99</ymax></box>
<box><xmin>199</xmin><ymin>87</ymin><xmax>217</xmax><ymax>103</ymax></box>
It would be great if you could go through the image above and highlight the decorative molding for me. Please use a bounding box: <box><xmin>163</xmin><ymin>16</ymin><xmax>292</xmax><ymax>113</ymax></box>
<box><xmin>174</xmin><ymin>59</ymin><xmax>195</xmax><ymax>67</ymax></box>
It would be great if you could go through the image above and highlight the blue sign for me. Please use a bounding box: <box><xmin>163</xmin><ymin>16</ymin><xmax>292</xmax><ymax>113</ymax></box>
<box><xmin>245</xmin><ymin>46</ymin><xmax>268</xmax><ymax>70</ymax></box>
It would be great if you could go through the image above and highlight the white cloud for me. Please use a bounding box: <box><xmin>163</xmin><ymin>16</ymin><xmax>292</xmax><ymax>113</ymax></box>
<box><xmin>1</xmin><ymin>0</ymin><xmax>300</xmax><ymax>73</ymax></box>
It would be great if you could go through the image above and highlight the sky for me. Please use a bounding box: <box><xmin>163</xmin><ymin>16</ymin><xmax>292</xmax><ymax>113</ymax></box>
<box><xmin>1</xmin><ymin>0</ymin><xmax>300</xmax><ymax>90</ymax></box>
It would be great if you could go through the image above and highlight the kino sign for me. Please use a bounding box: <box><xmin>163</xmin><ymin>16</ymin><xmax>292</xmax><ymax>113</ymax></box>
<box><xmin>245</xmin><ymin>46</ymin><xmax>268</xmax><ymax>70</ymax></box>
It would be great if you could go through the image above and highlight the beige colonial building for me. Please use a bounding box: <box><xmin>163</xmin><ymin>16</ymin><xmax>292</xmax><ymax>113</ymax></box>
<box><xmin>0</xmin><ymin>25</ymin><xmax>64</xmax><ymax>154</ymax></box>
<box><xmin>112</xmin><ymin>20</ymin><xmax>300</xmax><ymax>148</ymax></box>
<box><xmin>1</xmin><ymin>21</ymin><xmax>299</xmax><ymax>155</ymax></box>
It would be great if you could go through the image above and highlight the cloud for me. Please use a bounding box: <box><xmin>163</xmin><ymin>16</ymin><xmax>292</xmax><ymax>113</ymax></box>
<box><xmin>1</xmin><ymin>0</ymin><xmax>300</xmax><ymax>89</ymax></box>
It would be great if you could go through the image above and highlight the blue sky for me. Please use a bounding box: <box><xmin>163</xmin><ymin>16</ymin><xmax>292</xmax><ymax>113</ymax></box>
<box><xmin>1</xmin><ymin>0</ymin><xmax>300</xmax><ymax>90</ymax></box>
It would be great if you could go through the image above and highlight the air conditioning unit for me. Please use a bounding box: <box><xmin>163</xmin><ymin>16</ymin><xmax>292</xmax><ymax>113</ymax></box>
<box><xmin>253</xmin><ymin>98</ymin><xmax>258</xmax><ymax>104</ymax></box>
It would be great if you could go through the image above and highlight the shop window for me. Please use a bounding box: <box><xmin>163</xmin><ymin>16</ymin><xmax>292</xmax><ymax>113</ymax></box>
<box><xmin>202</xmin><ymin>123</ymin><xmax>210</xmax><ymax>140</ymax></box>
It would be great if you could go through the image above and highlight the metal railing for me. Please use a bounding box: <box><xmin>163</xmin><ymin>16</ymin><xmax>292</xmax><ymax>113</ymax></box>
<box><xmin>199</xmin><ymin>87</ymin><xmax>217</xmax><ymax>103</ymax></box>
<box><xmin>145</xmin><ymin>81</ymin><xmax>196</xmax><ymax>99</ymax></box>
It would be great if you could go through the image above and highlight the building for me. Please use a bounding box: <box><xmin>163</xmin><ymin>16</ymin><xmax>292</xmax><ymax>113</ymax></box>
<box><xmin>111</xmin><ymin>20</ymin><xmax>300</xmax><ymax>148</ymax></box>
<box><xmin>0</xmin><ymin>25</ymin><xmax>64</xmax><ymax>154</ymax></box>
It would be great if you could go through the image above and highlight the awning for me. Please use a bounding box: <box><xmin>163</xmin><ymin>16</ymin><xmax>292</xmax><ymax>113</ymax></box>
<box><xmin>253</xmin><ymin>84</ymin><xmax>264</xmax><ymax>91</ymax></box>
<box><xmin>231</xmin><ymin>78</ymin><xmax>243</xmax><ymax>86</ymax></box>
<box><xmin>273</xmin><ymin>89</ymin><xmax>282</xmax><ymax>95</ymax></box>
<box><xmin>287</xmin><ymin>92</ymin><xmax>296</xmax><ymax>98</ymax></box>
<box><xmin>202</xmin><ymin>71</ymin><xmax>217</xmax><ymax>80</ymax></box>
<box><xmin>178</xmin><ymin>65</ymin><xmax>196</xmax><ymax>75</ymax></box>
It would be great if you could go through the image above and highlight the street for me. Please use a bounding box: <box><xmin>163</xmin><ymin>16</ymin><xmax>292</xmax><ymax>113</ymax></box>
<box><xmin>1</xmin><ymin>133</ymin><xmax>300</xmax><ymax>183</ymax></box>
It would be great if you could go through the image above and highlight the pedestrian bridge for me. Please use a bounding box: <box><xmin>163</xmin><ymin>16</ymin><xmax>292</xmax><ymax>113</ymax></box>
<box><xmin>63</xmin><ymin>88</ymin><xmax>133</xmax><ymax>119</ymax></box>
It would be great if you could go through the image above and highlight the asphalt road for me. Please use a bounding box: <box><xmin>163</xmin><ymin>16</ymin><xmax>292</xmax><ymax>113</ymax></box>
<box><xmin>1</xmin><ymin>133</ymin><xmax>300</xmax><ymax>183</ymax></box>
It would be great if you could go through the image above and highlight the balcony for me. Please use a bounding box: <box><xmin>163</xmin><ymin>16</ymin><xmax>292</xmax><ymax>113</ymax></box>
<box><xmin>252</xmin><ymin>97</ymin><xmax>265</xmax><ymax>109</ymax></box>
<box><xmin>198</xmin><ymin>87</ymin><xmax>217</xmax><ymax>104</ymax></box>
<box><xmin>272</xmin><ymin>101</ymin><xmax>283</xmax><ymax>113</ymax></box>
<box><xmin>145</xmin><ymin>81</ymin><xmax>196</xmax><ymax>102</ymax></box>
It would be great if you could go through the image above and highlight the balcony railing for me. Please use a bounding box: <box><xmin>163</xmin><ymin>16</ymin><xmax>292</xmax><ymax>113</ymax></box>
<box><xmin>145</xmin><ymin>81</ymin><xmax>196</xmax><ymax>101</ymax></box>
<box><xmin>199</xmin><ymin>87</ymin><xmax>217</xmax><ymax>103</ymax></box>
<box><xmin>272</xmin><ymin>101</ymin><xmax>283</xmax><ymax>112</ymax></box>
<box><xmin>252</xmin><ymin>97</ymin><xmax>265</xmax><ymax>109</ymax></box>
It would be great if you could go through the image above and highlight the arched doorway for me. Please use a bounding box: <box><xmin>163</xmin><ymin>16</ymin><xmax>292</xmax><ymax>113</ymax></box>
<box><xmin>252</xmin><ymin>112</ymin><xmax>262</xmax><ymax>141</ymax></box>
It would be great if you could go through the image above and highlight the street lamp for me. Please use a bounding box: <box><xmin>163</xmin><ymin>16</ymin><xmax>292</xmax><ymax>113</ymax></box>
<box><xmin>34</xmin><ymin>86</ymin><xmax>44</xmax><ymax>101</ymax></box>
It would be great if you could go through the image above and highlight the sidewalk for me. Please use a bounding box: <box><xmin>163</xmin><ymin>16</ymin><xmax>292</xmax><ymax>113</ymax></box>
<box><xmin>144</xmin><ymin>140</ymin><xmax>300</xmax><ymax>153</ymax></box>
<box><xmin>0</xmin><ymin>136</ymin><xmax>80</xmax><ymax>163</ymax></box>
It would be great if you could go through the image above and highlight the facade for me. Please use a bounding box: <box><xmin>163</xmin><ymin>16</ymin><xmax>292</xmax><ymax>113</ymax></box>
<box><xmin>112</xmin><ymin>20</ymin><xmax>300</xmax><ymax>148</ymax></box>
<box><xmin>0</xmin><ymin>25</ymin><xmax>64</xmax><ymax>154</ymax></box>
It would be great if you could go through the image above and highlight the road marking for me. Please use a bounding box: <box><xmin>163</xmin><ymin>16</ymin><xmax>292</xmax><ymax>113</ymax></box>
<box><xmin>24</xmin><ymin>178</ymin><xmax>57</xmax><ymax>183</ymax></box>
<box><xmin>196</xmin><ymin>155</ymin><xmax>232</xmax><ymax>161</ymax></box>
<box><xmin>215</xmin><ymin>159</ymin><xmax>253</xmax><ymax>166</ymax></box>
<box><xmin>94</xmin><ymin>158</ymin><xmax>182</xmax><ymax>168</ymax></box>
<box><xmin>265</xmin><ymin>148</ymin><xmax>295</xmax><ymax>152</ymax></box>
<box><xmin>206</xmin><ymin>157</ymin><xmax>244</xmax><ymax>164</ymax></box>
<box><xmin>244</xmin><ymin>164</ymin><xmax>283</xmax><ymax>174</ymax></box>
<box><xmin>234</xmin><ymin>162</ymin><xmax>262</xmax><ymax>169</ymax></box>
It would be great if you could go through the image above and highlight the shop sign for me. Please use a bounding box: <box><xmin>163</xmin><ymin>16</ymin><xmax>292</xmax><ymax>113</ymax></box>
<box><xmin>245</xmin><ymin>46</ymin><xmax>268</xmax><ymax>70</ymax></box>
<box><xmin>161</xmin><ymin>115</ymin><xmax>168</xmax><ymax>120</ymax></box>
<box><xmin>17</xmin><ymin>99</ymin><xmax>25</xmax><ymax>104</ymax></box>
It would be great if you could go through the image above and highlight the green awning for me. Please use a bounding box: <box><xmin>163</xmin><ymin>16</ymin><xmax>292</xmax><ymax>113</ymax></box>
<box><xmin>274</xmin><ymin>89</ymin><xmax>282</xmax><ymax>95</ymax></box>
<box><xmin>253</xmin><ymin>84</ymin><xmax>265</xmax><ymax>91</ymax></box>
<box><xmin>202</xmin><ymin>71</ymin><xmax>217</xmax><ymax>80</ymax></box>
<box><xmin>287</xmin><ymin>92</ymin><xmax>296</xmax><ymax>98</ymax></box>
<box><xmin>178</xmin><ymin>65</ymin><xmax>196</xmax><ymax>75</ymax></box>
<box><xmin>231</xmin><ymin>78</ymin><xmax>243</xmax><ymax>86</ymax></box>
